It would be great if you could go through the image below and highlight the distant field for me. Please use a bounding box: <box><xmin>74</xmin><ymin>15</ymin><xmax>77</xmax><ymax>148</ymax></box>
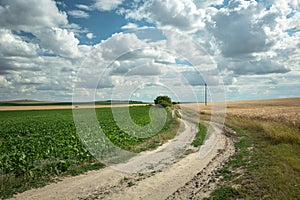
<box><xmin>0</xmin><ymin>100</ymin><xmax>147</xmax><ymax>111</ymax></box>
<box><xmin>0</xmin><ymin>100</ymin><xmax>145</xmax><ymax>106</ymax></box>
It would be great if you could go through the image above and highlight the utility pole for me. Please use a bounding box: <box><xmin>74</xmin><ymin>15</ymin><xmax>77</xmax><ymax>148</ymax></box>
<box><xmin>205</xmin><ymin>83</ymin><xmax>207</xmax><ymax>106</ymax></box>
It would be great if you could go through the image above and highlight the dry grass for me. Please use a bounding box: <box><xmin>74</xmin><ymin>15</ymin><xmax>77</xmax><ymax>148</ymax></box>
<box><xmin>226</xmin><ymin>116</ymin><xmax>300</xmax><ymax>145</ymax></box>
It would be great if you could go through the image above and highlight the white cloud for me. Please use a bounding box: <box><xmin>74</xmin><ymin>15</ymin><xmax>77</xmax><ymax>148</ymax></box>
<box><xmin>207</xmin><ymin>0</ymin><xmax>269</xmax><ymax>57</ymax></box>
<box><xmin>123</xmin><ymin>0</ymin><xmax>299</xmax><ymax>101</ymax></box>
<box><xmin>0</xmin><ymin>29</ymin><xmax>39</xmax><ymax>58</ymax></box>
<box><xmin>74</xmin><ymin>1</ymin><xmax>124</xmax><ymax>12</ymax></box>
<box><xmin>0</xmin><ymin>0</ymin><xmax>89</xmax><ymax>101</ymax></box>
<box><xmin>198</xmin><ymin>0</ymin><xmax>300</xmax><ymax>86</ymax></box>
<box><xmin>218</xmin><ymin>57</ymin><xmax>290</xmax><ymax>76</ymax></box>
<box><xmin>125</xmin><ymin>0</ymin><xmax>206</xmax><ymax>33</ymax></box>
<box><xmin>34</xmin><ymin>28</ymin><xmax>79</xmax><ymax>57</ymax></box>
<box><xmin>75</xmin><ymin>29</ymin><xmax>225</xmax><ymax>103</ymax></box>
<box><xmin>0</xmin><ymin>53</ymin><xmax>78</xmax><ymax>100</ymax></box>
<box><xmin>99</xmin><ymin>32</ymin><xmax>146</xmax><ymax>60</ymax></box>
<box><xmin>93</xmin><ymin>0</ymin><xmax>124</xmax><ymax>11</ymax></box>
<box><xmin>121</xmin><ymin>0</ymin><xmax>299</xmax><ymax>83</ymax></box>
<box><xmin>121</xmin><ymin>23</ymin><xmax>138</xmax><ymax>30</ymax></box>
<box><xmin>86</xmin><ymin>33</ymin><xmax>94</xmax><ymax>39</ymax></box>
<box><xmin>0</xmin><ymin>0</ymin><xmax>299</xmax><ymax>101</ymax></box>
<box><xmin>195</xmin><ymin>0</ymin><xmax>224</xmax><ymax>8</ymax></box>
<box><xmin>0</xmin><ymin>0</ymin><xmax>68</xmax><ymax>30</ymax></box>
<box><xmin>68</xmin><ymin>10</ymin><xmax>89</xmax><ymax>19</ymax></box>
<box><xmin>127</xmin><ymin>61</ymin><xmax>165</xmax><ymax>76</ymax></box>
<box><xmin>76</xmin><ymin>4</ymin><xmax>92</xmax><ymax>11</ymax></box>
<box><xmin>0</xmin><ymin>0</ymin><xmax>82</xmax><ymax>58</ymax></box>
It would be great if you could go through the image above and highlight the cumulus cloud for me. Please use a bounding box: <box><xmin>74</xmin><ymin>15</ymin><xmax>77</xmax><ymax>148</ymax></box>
<box><xmin>207</xmin><ymin>0</ymin><xmax>270</xmax><ymax>57</ymax></box>
<box><xmin>99</xmin><ymin>32</ymin><xmax>146</xmax><ymax>60</ymax></box>
<box><xmin>0</xmin><ymin>0</ymin><xmax>87</xmax><ymax>100</ymax></box>
<box><xmin>201</xmin><ymin>0</ymin><xmax>299</xmax><ymax>83</ymax></box>
<box><xmin>127</xmin><ymin>61</ymin><xmax>165</xmax><ymax>76</ymax></box>
<box><xmin>0</xmin><ymin>29</ymin><xmax>39</xmax><ymax>58</ymax></box>
<box><xmin>34</xmin><ymin>28</ymin><xmax>79</xmax><ymax>57</ymax></box>
<box><xmin>76</xmin><ymin>4</ymin><xmax>92</xmax><ymax>11</ymax></box>
<box><xmin>68</xmin><ymin>10</ymin><xmax>89</xmax><ymax>19</ymax></box>
<box><xmin>93</xmin><ymin>0</ymin><xmax>124</xmax><ymax>11</ymax></box>
<box><xmin>218</xmin><ymin>57</ymin><xmax>290</xmax><ymax>76</ymax></box>
<box><xmin>0</xmin><ymin>0</ymin><xmax>81</xmax><ymax>58</ymax></box>
<box><xmin>0</xmin><ymin>0</ymin><xmax>68</xmax><ymax>29</ymax></box>
<box><xmin>121</xmin><ymin>23</ymin><xmax>138</xmax><ymax>30</ymax></box>
<box><xmin>74</xmin><ymin>0</ymin><xmax>124</xmax><ymax>12</ymax></box>
<box><xmin>195</xmin><ymin>0</ymin><xmax>224</xmax><ymax>8</ymax></box>
<box><xmin>125</xmin><ymin>0</ymin><xmax>206</xmax><ymax>33</ymax></box>
<box><xmin>0</xmin><ymin>0</ymin><xmax>299</xmax><ymax>101</ymax></box>
<box><xmin>121</xmin><ymin>0</ymin><xmax>298</xmax><ymax>79</ymax></box>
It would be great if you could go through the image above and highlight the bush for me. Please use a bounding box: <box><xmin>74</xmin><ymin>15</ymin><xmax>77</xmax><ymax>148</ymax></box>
<box><xmin>154</xmin><ymin>96</ymin><xmax>172</xmax><ymax>108</ymax></box>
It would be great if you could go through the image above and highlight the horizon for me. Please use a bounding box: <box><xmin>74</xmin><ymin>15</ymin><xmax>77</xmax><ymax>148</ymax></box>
<box><xmin>2</xmin><ymin>96</ymin><xmax>300</xmax><ymax>104</ymax></box>
<box><xmin>0</xmin><ymin>0</ymin><xmax>299</xmax><ymax>102</ymax></box>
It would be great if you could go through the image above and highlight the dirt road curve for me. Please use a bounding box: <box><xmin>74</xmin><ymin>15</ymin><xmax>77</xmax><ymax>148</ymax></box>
<box><xmin>12</xmin><ymin>120</ymin><xmax>235</xmax><ymax>200</ymax></box>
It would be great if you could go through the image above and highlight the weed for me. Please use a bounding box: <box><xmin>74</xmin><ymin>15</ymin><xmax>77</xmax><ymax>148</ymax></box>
<box><xmin>127</xmin><ymin>181</ymin><xmax>134</xmax><ymax>187</ymax></box>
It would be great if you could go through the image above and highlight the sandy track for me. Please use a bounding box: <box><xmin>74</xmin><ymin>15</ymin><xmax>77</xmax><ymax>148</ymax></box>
<box><xmin>12</xmin><ymin>117</ymin><xmax>235</xmax><ymax>200</ymax></box>
<box><xmin>115</xmin><ymin>119</ymin><xmax>197</xmax><ymax>173</ymax></box>
<box><xmin>100</xmin><ymin>122</ymin><xmax>235</xmax><ymax>200</ymax></box>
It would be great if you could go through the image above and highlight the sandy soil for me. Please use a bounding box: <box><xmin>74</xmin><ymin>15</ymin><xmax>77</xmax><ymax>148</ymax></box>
<box><xmin>12</xmin><ymin>113</ymin><xmax>235</xmax><ymax>200</ymax></box>
<box><xmin>103</xmin><ymin>122</ymin><xmax>235</xmax><ymax>200</ymax></box>
<box><xmin>115</xmin><ymin>119</ymin><xmax>197</xmax><ymax>173</ymax></box>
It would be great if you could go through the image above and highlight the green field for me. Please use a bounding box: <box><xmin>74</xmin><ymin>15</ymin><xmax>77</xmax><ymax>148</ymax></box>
<box><xmin>0</xmin><ymin>106</ymin><xmax>175</xmax><ymax>198</ymax></box>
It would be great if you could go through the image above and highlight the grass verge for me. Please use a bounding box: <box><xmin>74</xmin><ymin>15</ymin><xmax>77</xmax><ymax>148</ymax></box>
<box><xmin>207</xmin><ymin>116</ymin><xmax>300</xmax><ymax>199</ymax></box>
<box><xmin>191</xmin><ymin>122</ymin><xmax>208</xmax><ymax>147</ymax></box>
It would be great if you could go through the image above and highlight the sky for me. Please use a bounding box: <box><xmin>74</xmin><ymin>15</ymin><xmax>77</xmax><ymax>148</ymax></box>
<box><xmin>0</xmin><ymin>0</ymin><xmax>299</xmax><ymax>102</ymax></box>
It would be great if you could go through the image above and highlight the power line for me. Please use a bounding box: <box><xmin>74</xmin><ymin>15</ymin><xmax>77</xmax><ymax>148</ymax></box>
<box><xmin>205</xmin><ymin>83</ymin><xmax>207</xmax><ymax>106</ymax></box>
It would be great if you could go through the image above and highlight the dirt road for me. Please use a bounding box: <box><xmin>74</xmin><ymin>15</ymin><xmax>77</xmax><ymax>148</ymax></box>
<box><xmin>12</xmin><ymin>116</ymin><xmax>235</xmax><ymax>200</ymax></box>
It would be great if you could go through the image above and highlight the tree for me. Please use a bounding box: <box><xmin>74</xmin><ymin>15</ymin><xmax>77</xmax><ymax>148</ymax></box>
<box><xmin>154</xmin><ymin>96</ymin><xmax>172</xmax><ymax>108</ymax></box>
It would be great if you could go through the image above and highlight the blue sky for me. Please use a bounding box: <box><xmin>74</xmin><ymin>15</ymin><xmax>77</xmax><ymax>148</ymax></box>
<box><xmin>0</xmin><ymin>0</ymin><xmax>299</xmax><ymax>102</ymax></box>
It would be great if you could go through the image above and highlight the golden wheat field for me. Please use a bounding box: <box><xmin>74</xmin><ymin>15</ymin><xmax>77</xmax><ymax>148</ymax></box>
<box><xmin>184</xmin><ymin>98</ymin><xmax>300</xmax><ymax>129</ymax></box>
<box><xmin>226</xmin><ymin>98</ymin><xmax>300</xmax><ymax>127</ymax></box>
